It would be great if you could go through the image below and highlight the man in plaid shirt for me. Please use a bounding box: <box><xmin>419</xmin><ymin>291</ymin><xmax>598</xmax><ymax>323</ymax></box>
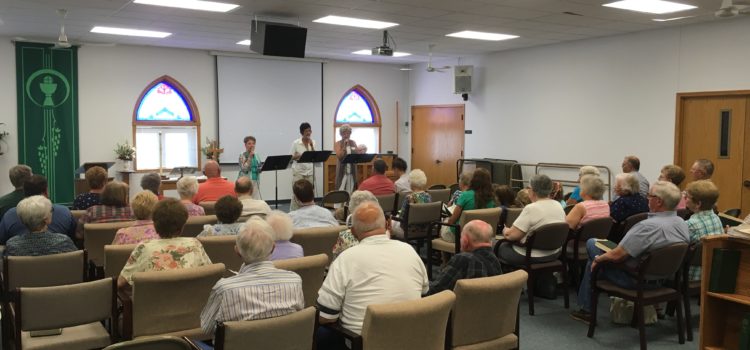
<box><xmin>428</xmin><ymin>220</ymin><xmax>503</xmax><ymax>295</ymax></box>
<box><xmin>684</xmin><ymin>180</ymin><xmax>723</xmax><ymax>281</ymax></box>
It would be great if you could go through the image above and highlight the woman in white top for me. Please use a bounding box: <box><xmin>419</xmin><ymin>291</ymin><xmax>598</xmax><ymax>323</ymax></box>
<box><xmin>290</xmin><ymin>122</ymin><xmax>316</xmax><ymax>210</ymax></box>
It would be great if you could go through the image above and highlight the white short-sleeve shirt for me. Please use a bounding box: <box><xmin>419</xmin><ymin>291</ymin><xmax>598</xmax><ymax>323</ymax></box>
<box><xmin>511</xmin><ymin>198</ymin><xmax>566</xmax><ymax>257</ymax></box>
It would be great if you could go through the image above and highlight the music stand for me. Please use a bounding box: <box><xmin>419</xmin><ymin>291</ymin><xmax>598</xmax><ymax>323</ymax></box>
<box><xmin>297</xmin><ymin>151</ymin><xmax>332</xmax><ymax>198</ymax></box>
<box><xmin>169</xmin><ymin>166</ymin><xmax>198</xmax><ymax>179</ymax></box>
<box><xmin>75</xmin><ymin>162</ymin><xmax>115</xmax><ymax>176</ymax></box>
<box><xmin>260</xmin><ymin>155</ymin><xmax>293</xmax><ymax>209</ymax></box>
<box><xmin>340</xmin><ymin>153</ymin><xmax>376</xmax><ymax>191</ymax></box>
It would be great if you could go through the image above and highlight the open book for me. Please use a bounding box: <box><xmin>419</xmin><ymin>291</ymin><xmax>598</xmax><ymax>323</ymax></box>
<box><xmin>594</xmin><ymin>239</ymin><xmax>617</xmax><ymax>252</ymax></box>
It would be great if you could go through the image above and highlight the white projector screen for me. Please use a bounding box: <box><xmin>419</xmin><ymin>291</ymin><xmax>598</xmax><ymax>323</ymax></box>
<box><xmin>216</xmin><ymin>55</ymin><xmax>324</xmax><ymax>201</ymax></box>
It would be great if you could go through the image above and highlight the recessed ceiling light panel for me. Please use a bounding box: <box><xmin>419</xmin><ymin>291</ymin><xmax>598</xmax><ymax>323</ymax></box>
<box><xmin>134</xmin><ymin>0</ymin><xmax>239</xmax><ymax>12</ymax></box>
<box><xmin>236</xmin><ymin>39</ymin><xmax>251</xmax><ymax>45</ymax></box>
<box><xmin>90</xmin><ymin>26</ymin><xmax>171</xmax><ymax>38</ymax></box>
<box><xmin>446</xmin><ymin>30</ymin><xmax>519</xmax><ymax>41</ymax></box>
<box><xmin>603</xmin><ymin>0</ymin><xmax>696</xmax><ymax>14</ymax></box>
<box><xmin>352</xmin><ymin>49</ymin><xmax>411</xmax><ymax>57</ymax></box>
<box><xmin>314</xmin><ymin>15</ymin><xmax>398</xmax><ymax>29</ymax></box>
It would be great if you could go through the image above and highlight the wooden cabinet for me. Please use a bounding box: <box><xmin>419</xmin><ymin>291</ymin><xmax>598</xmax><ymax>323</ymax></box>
<box><xmin>323</xmin><ymin>154</ymin><xmax>396</xmax><ymax>194</ymax></box>
<box><xmin>700</xmin><ymin>235</ymin><xmax>750</xmax><ymax>349</ymax></box>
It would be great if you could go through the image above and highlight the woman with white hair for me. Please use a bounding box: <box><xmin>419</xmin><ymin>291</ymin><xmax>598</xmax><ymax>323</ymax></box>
<box><xmin>177</xmin><ymin>176</ymin><xmax>205</xmax><ymax>216</ymax></box>
<box><xmin>392</xmin><ymin>169</ymin><xmax>432</xmax><ymax>238</ymax></box>
<box><xmin>448</xmin><ymin>170</ymin><xmax>473</xmax><ymax>206</ymax></box>
<box><xmin>332</xmin><ymin>190</ymin><xmax>378</xmax><ymax>259</ymax></box>
<box><xmin>334</xmin><ymin>124</ymin><xmax>366</xmax><ymax>192</ymax></box>
<box><xmin>5</xmin><ymin>195</ymin><xmax>77</xmax><ymax>256</ymax></box>
<box><xmin>566</xmin><ymin>175</ymin><xmax>610</xmax><ymax>229</ymax></box>
<box><xmin>566</xmin><ymin>165</ymin><xmax>600</xmax><ymax>205</ymax></box>
<box><xmin>609</xmin><ymin>173</ymin><xmax>648</xmax><ymax>224</ymax></box>
<box><xmin>266</xmin><ymin>211</ymin><xmax>303</xmax><ymax>260</ymax></box>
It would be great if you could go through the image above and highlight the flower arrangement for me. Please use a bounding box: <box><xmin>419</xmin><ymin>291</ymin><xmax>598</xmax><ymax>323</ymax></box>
<box><xmin>114</xmin><ymin>140</ymin><xmax>136</xmax><ymax>161</ymax></box>
<box><xmin>201</xmin><ymin>137</ymin><xmax>223</xmax><ymax>161</ymax></box>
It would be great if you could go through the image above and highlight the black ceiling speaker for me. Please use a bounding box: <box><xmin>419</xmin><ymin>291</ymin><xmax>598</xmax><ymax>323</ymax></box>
<box><xmin>250</xmin><ymin>20</ymin><xmax>307</xmax><ymax>58</ymax></box>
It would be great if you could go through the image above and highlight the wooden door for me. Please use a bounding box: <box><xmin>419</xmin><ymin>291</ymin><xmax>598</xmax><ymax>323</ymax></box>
<box><xmin>676</xmin><ymin>93</ymin><xmax>749</xmax><ymax>214</ymax></box>
<box><xmin>411</xmin><ymin>105</ymin><xmax>464</xmax><ymax>187</ymax></box>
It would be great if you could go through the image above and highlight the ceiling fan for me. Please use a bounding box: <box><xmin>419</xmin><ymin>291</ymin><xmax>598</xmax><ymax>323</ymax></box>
<box><xmin>425</xmin><ymin>44</ymin><xmax>450</xmax><ymax>73</ymax></box>
<box><xmin>716</xmin><ymin>0</ymin><xmax>750</xmax><ymax>18</ymax></box>
<box><xmin>54</xmin><ymin>9</ymin><xmax>72</xmax><ymax>49</ymax></box>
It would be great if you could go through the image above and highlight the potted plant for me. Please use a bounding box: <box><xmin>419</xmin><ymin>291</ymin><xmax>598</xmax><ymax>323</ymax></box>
<box><xmin>114</xmin><ymin>140</ymin><xmax>136</xmax><ymax>171</ymax></box>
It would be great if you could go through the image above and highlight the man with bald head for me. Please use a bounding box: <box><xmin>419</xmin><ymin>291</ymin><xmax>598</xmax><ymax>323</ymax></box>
<box><xmin>235</xmin><ymin>176</ymin><xmax>271</xmax><ymax>217</ymax></box>
<box><xmin>193</xmin><ymin>160</ymin><xmax>236</xmax><ymax>204</ymax></box>
<box><xmin>316</xmin><ymin>201</ymin><xmax>428</xmax><ymax>345</ymax></box>
<box><xmin>428</xmin><ymin>220</ymin><xmax>503</xmax><ymax>295</ymax></box>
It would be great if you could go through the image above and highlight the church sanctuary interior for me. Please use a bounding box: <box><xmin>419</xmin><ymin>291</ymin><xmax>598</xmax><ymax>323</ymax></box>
<box><xmin>1</xmin><ymin>0</ymin><xmax>750</xmax><ymax>349</ymax></box>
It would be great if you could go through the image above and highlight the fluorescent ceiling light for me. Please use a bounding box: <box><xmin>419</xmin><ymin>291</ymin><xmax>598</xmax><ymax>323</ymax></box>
<box><xmin>134</xmin><ymin>0</ymin><xmax>239</xmax><ymax>12</ymax></box>
<box><xmin>446</xmin><ymin>30</ymin><xmax>518</xmax><ymax>41</ymax></box>
<box><xmin>313</xmin><ymin>15</ymin><xmax>398</xmax><ymax>29</ymax></box>
<box><xmin>91</xmin><ymin>26</ymin><xmax>171</xmax><ymax>38</ymax></box>
<box><xmin>652</xmin><ymin>15</ymin><xmax>694</xmax><ymax>21</ymax></box>
<box><xmin>603</xmin><ymin>0</ymin><xmax>696</xmax><ymax>14</ymax></box>
<box><xmin>352</xmin><ymin>49</ymin><xmax>411</xmax><ymax>57</ymax></box>
<box><xmin>236</xmin><ymin>39</ymin><xmax>251</xmax><ymax>45</ymax></box>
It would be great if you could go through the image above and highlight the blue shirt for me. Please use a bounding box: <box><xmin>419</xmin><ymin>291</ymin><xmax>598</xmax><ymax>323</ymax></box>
<box><xmin>4</xmin><ymin>231</ymin><xmax>77</xmax><ymax>256</ymax></box>
<box><xmin>0</xmin><ymin>204</ymin><xmax>77</xmax><ymax>244</ymax></box>
<box><xmin>619</xmin><ymin>211</ymin><xmax>690</xmax><ymax>266</ymax></box>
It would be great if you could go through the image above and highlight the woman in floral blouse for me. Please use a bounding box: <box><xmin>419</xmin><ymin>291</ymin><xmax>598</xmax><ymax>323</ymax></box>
<box><xmin>76</xmin><ymin>181</ymin><xmax>134</xmax><ymax>239</ymax></box>
<box><xmin>332</xmin><ymin>190</ymin><xmax>378</xmax><ymax>260</ymax></box>
<box><xmin>391</xmin><ymin>169</ymin><xmax>432</xmax><ymax>239</ymax></box>
<box><xmin>112</xmin><ymin>191</ymin><xmax>160</xmax><ymax>245</ymax></box>
<box><xmin>118</xmin><ymin>198</ymin><xmax>212</xmax><ymax>290</ymax></box>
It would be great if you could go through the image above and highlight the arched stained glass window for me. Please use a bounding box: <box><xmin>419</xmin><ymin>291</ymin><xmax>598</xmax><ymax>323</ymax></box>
<box><xmin>334</xmin><ymin>85</ymin><xmax>381</xmax><ymax>153</ymax></box>
<box><xmin>133</xmin><ymin>75</ymin><xmax>201</xmax><ymax>171</ymax></box>
<box><xmin>136</xmin><ymin>82</ymin><xmax>192</xmax><ymax>121</ymax></box>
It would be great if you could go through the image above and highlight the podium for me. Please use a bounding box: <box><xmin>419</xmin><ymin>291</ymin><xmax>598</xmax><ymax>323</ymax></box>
<box><xmin>261</xmin><ymin>155</ymin><xmax>293</xmax><ymax>209</ymax></box>
<box><xmin>340</xmin><ymin>153</ymin><xmax>376</xmax><ymax>191</ymax></box>
<box><xmin>74</xmin><ymin>162</ymin><xmax>115</xmax><ymax>195</ymax></box>
<box><xmin>297</xmin><ymin>151</ymin><xmax>332</xmax><ymax>197</ymax></box>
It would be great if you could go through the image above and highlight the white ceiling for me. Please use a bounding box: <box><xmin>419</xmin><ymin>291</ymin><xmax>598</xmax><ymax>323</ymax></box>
<box><xmin>0</xmin><ymin>0</ymin><xmax>733</xmax><ymax>64</ymax></box>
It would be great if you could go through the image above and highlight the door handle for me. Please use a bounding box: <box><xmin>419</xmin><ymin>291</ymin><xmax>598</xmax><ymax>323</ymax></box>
<box><xmin>435</xmin><ymin>159</ymin><xmax>442</xmax><ymax>164</ymax></box>
<box><xmin>744</xmin><ymin>180</ymin><xmax>750</xmax><ymax>188</ymax></box>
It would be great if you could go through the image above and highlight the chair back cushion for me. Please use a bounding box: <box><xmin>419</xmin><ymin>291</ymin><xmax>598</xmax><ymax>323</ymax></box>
<box><xmin>528</xmin><ymin>222</ymin><xmax>570</xmax><ymax>251</ymax></box>
<box><xmin>20</xmin><ymin>278</ymin><xmax>114</xmax><ymax>331</ymax></box>
<box><xmin>460</xmin><ymin>208</ymin><xmax>502</xmax><ymax>235</ymax></box>
<box><xmin>503</xmin><ymin>208</ymin><xmax>523</xmax><ymax>228</ymax></box>
<box><xmin>217</xmin><ymin>307</ymin><xmax>316</xmax><ymax>350</ymax></box>
<box><xmin>71</xmin><ymin>210</ymin><xmax>87</xmax><ymax>221</ymax></box>
<box><xmin>451</xmin><ymin>270</ymin><xmax>527</xmax><ymax>347</ymax></box>
<box><xmin>199</xmin><ymin>201</ymin><xmax>217</xmax><ymax>216</ymax></box>
<box><xmin>621</xmin><ymin>212</ymin><xmax>649</xmax><ymax>236</ymax></box>
<box><xmin>181</xmin><ymin>215</ymin><xmax>218</xmax><ymax>237</ymax></box>
<box><xmin>5</xmin><ymin>250</ymin><xmax>86</xmax><ymax>292</ymax></box>
<box><xmin>375</xmin><ymin>193</ymin><xmax>397</xmax><ymax>214</ymax></box>
<box><xmin>689</xmin><ymin>242</ymin><xmax>702</xmax><ymax>267</ymax></box>
<box><xmin>85</xmin><ymin>221</ymin><xmax>136</xmax><ymax>266</ymax></box>
<box><xmin>198</xmin><ymin>236</ymin><xmax>243</xmax><ymax>271</ymax></box>
<box><xmin>273</xmin><ymin>254</ymin><xmax>329</xmax><ymax>307</ymax></box>
<box><xmin>103</xmin><ymin>336</ymin><xmax>193</xmax><ymax>350</ymax></box>
<box><xmin>290</xmin><ymin>226</ymin><xmax>345</xmax><ymax>262</ymax></box>
<box><xmin>407</xmin><ymin>202</ymin><xmax>443</xmax><ymax>226</ymax></box>
<box><xmin>322</xmin><ymin>191</ymin><xmax>349</xmax><ymax>206</ymax></box>
<box><xmin>643</xmin><ymin>243</ymin><xmax>688</xmax><ymax>280</ymax></box>
<box><xmin>131</xmin><ymin>263</ymin><xmax>225</xmax><ymax>338</ymax></box>
<box><xmin>427</xmin><ymin>189</ymin><xmax>451</xmax><ymax>204</ymax></box>
<box><xmin>577</xmin><ymin>217</ymin><xmax>614</xmax><ymax>242</ymax></box>
<box><xmin>361</xmin><ymin>290</ymin><xmax>455</xmax><ymax>350</ymax></box>
<box><xmin>104</xmin><ymin>244</ymin><xmax>138</xmax><ymax>278</ymax></box>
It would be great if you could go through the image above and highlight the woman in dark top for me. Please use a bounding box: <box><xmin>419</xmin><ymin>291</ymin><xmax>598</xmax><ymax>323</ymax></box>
<box><xmin>73</xmin><ymin>166</ymin><xmax>107</xmax><ymax>210</ymax></box>
<box><xmin>609</xmin><ymin>173</ymin><xmax>649</xmax><ymax>223</ymax></box>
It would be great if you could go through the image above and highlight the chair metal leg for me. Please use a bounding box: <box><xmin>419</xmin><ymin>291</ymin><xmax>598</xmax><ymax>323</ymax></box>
<box><xmin>676</xmin><ymin>295</ymin><xmax>685</xmax><ymax>344</ymax></box>
<box><xmin>527</xmin><ymin>273</ymin><xmax>535</xmax><ymax>316</ymax></box>
<box><xmin>587</xmin><ymin>288</ymin><xmax>599</xmax><ymax>338</ymax></box>
<box><xmin>637</xmin><ymin>302</ymin><xmax>647</xmax><ymax>350</ymax></box>
<box><xmin>561</xmin><ymin>266</ymin><xmax>569</xmax><ymax>309</ymax></box>
<box><xmin>684</xmin><ymin>292</ymin><xmax>693</xmax><ymax>341</ymax></box>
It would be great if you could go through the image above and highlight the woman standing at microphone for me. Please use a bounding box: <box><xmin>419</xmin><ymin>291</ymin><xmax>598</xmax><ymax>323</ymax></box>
<box><xmin>334</xmin><ymin>124</ymin><xmax>366</xmax><ymax>193</ymax></box>
<box><xmin>238</xmin><ymin>135</ymin><xmax>261</xmax><ymax>199</ymax></box>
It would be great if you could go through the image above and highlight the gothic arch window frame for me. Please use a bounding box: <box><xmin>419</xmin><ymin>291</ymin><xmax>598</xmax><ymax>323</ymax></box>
<box><xmin>333</xmin><ymin>84</ymin><xmax>381</xmax><ymax>153</ymax></box>
<box><xmin>132</xmin><ymin>75</ymin><xmax>202</xmax><ymax>171</ymax></box>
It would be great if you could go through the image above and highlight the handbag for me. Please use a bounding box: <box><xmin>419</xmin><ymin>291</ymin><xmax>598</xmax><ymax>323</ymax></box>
<box><xmin>609</xmin><ymin>297</ymin><xmax>657</xmax><ymax>325</ymax></box>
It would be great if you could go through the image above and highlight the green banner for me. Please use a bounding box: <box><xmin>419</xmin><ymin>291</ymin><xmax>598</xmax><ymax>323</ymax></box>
<box><xmin>16</xmin><ymin>42</ymin><xmax>79</xmax><ymax>204</ymax></box>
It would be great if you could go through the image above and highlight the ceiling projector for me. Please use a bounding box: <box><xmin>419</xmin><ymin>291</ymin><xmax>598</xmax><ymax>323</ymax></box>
<box><xmin>371</xmin><ymin>31</ymin><xmax>394</xmax><ymax>56</ymax></box>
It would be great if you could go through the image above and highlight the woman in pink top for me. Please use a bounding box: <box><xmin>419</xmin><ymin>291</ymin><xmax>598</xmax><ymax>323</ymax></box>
<box><xmin>566</xmin><ymin>175</ymin><xmax>610</xmax><ymax>230</ymax></box>
<box><xmin>112</xmin><ymin>191</ymin><xmax>160</xmax><ymax>245</ymax></box>
<box><xmin>658</xmin><ymin>164</ymin><xmax>687</xmax><ymax>210</ymax></box>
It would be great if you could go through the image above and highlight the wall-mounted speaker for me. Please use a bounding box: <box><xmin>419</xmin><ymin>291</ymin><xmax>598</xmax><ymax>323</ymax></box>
<box><xmin>454</xmin><ymin>65</ymin><xmax>473</xmax><ymax>94</ymax></box>
<box><xmin>250</xmin><ymin>21</ymin><xmax>307</xmax><ymax>58</ymax></box>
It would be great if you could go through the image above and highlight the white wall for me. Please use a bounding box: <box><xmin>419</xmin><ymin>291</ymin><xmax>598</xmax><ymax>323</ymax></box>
<box><xmin>410</xmin><ymin>16</ymin><xmax>750</xmax><ymax>185</ymax></box>
<box><xmin>0</xmin><ymin>39</ymin><xmax>18</xmax><ymax>195</ymax></box>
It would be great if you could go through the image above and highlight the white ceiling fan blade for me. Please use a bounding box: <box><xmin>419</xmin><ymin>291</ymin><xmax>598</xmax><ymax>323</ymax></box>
<box><xmin>720</xmin><ymin>0</ymin><xmax>734</xmax><ymax>9</ymax></box>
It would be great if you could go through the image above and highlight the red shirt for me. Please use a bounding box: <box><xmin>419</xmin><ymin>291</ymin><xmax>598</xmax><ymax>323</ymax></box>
<box><xmin>357</xmin><ymin>174</ymin><xmax>396</xmax><ymax>196</ymax></box>
<box><xmin>193</xmin><ymin>177</ymin><xmax>236</xmax><ymax>204</ymax></box>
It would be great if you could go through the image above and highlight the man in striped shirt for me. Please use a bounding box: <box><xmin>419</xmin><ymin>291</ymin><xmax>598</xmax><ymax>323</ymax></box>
<box><xmin>200</xmin><ymin>217</ymin><xmax>304</xmax><ymax>336</ymax></box>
